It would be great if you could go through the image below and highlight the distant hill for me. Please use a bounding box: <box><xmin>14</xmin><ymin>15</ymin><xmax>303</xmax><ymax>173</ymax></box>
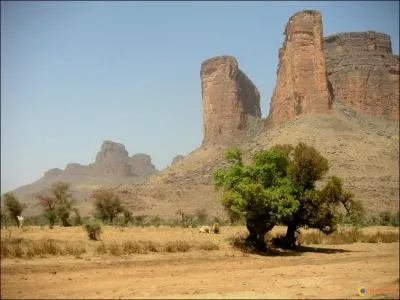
<box><xmin>10</xmin><ymin>140</ymin><xmax>158</xmax><ymax>216</ymax></box>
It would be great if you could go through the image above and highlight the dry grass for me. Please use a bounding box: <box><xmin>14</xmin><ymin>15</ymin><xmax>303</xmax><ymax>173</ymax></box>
<box><xmin>1</xmin><ymin>225</ymin><xmax>396</xmax><ymax>260</ymax></box>
<box><xmin>1</xmin><ymin>237</ymin><xmax>86</xmax><ymax>259</ymax></box>
<box><xmin>93</xmin><ymin>239</ymin><xmax>219</xmax><ymax>255</ymax></box>
<box><xmin>297</xmin><ymin>227</ymin><xmax>399</xmax><ymax>245</ymax></box>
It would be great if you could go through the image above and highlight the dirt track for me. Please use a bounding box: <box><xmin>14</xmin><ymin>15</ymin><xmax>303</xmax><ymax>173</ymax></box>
<box><xmin>1</xmin><ymin>226</ymin><xmax>399</xmax><ymax>299</ymax></box>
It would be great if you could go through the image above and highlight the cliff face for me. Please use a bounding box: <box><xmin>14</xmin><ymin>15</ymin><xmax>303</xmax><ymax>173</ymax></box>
<box><xmin>200</xmin><ymin>56</ymin><xmax>261</xmax><ymax>146</ymax></box>
<box><xmin>324</xmin><ymin>31</ymin><xmax>399</xmax><ymax>120</ymax></box>
<box><xmin>266</xmin><ymin>10</ymin><xmax>332</xmax><ymax>127</ymax></box>
<box><xmin>93</xmin><ymin>141</ymin><xmax>132</xmax><ymax>176</ymax></box>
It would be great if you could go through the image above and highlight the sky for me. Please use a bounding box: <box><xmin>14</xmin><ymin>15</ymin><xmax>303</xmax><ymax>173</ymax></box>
<box><xmin>1</xmin><ymin>1</ymin><xmax>399</xmax><ymax>193</ymax></box>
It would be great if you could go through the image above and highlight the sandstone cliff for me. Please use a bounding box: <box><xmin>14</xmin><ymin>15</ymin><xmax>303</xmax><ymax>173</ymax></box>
<box><xmin>266</xmin><ymin>10</ymin><xmax>332</xmax><ymax>127</ymax></box>
<box><xmin>324</xmin><ymin>31</ymin><xmax>399</xmax><ymax>120</ymax></box>
<box><xmin>200</xmin><ymin>56</ymin><xmax>261</xmax><ymax>146</ymax></box>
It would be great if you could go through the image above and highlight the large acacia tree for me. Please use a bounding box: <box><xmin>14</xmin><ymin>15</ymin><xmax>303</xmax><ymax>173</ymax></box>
<box><xmin>214</xmin><ymin>143</ymin><xmax>364</xmax><ymax>251</ymax></box>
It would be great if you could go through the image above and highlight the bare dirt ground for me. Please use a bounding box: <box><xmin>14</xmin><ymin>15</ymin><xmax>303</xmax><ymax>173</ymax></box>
<box><xmin>1</xmin><ymin>226</ymin><xmax>399</xmax><ymax>299</ymax></box>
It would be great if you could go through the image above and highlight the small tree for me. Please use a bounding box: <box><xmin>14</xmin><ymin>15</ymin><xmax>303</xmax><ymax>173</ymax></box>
<box><xmin>72</xmin><ymin>208</ymin><xmax>82</xmax><ymax>226</ymax></box>
<box><xmin>37</xmin><ymin>195</ymin><xmax>57</xmax><ymax>228</ymax></box>
<box><xmin>3</xmin><ymin>193</ymin><xmax>24</xmax><ymax>227</ymax></box>
<box><xmin>122</xmin><ymin>207</ymin><xmax>133</xmax><ymax>226</ymax></box>
<box><xmin>84</xmin><ymin>220</ymin><xmax>102</xmax><ymax>240</ymax></box>
<box><xmin>91</xmin><ymin>190</ymin><xmax>123</xmax><ymax>223</ymax></box>
<box><xmin>37</xmin><ymin>181</ymin><xmax>74</xmax><ymax>228</ymax></box>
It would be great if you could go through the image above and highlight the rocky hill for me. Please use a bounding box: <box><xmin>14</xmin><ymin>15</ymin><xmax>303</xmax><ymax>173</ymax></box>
<box><xmin>10</xmin><ymin>140</ymin><xmax>158</xmax><ymax>216</ymax></box>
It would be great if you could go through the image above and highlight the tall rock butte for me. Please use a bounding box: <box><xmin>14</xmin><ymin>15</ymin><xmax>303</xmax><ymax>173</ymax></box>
<box><xmin>200</xmin><ymin>56</ymin><xmax>261</xmax><ymax>146</ymax></box>
<box><xmin>324</xmin><ymin>31</ymin><xmax>399</xmax><ymax>120</ymax></box>
<box><xmin>266</xmin><ymin>10</ymin><xmax>332</xmax><ymax>127</ymax></box>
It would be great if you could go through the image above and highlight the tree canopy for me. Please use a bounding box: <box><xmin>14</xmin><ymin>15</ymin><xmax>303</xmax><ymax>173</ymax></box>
<box><xmin>3</xmin><ymin>193</ymin><xmax>24</xmax><ymax>227</ymax></box>
<box><xmin>213</xmin><ymin>142</ymin><xmax>364</xmax><ymax>250</ymax></box>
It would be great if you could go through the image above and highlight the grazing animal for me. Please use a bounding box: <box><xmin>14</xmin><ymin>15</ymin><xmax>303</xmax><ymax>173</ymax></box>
<box><xmin>199</xmin><ymin>225</ymin><xmax>211</xmax><ymax>233</ymax></box>
<box><xmin>17</xmin><ymin>215</ymin><xmax>24</xmax><ymax>228</ymax></box>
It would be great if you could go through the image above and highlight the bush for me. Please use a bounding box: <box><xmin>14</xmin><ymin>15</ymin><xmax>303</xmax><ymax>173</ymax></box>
<box><xmin>84</xmin><ymin>221</ymin><xmax>102</xmax><ymax>240</ymax></box>
<box><xmin>198</xmin><ymin>241</ymin><xmax>220</xmax><ymax>251</ymax></box>
<box><xmin>164</xmin><ymin>240</ymin><xmax>191</xmax><ymax>252</ymax></box>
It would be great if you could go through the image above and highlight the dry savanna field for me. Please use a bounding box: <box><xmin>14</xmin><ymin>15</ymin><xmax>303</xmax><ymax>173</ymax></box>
<box><xmin>1</xmin><ymin>225</ymin><xmax>399</xmax><ymax>299</ymax></box>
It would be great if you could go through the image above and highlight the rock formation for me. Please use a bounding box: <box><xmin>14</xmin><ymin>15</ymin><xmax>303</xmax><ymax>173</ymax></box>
<box><xmin>43</xmin><ymin>168</ymin><xmax>63</xmax><ymax>179</ymax></box>
<box><xmin>64</xmin><ymin>163</ymin><xmax>89</xmax><ymax>175</ymax></box>
<box><xmin>200</xmin><ymin>56</ymin><xmax>261</xmax><ymax>145</ymax></box>
<box><xmin>92</xmin><ymin>140</ymin><xmax>132</xmax><ymax>176</ymax></box>
<box><xmin>129</xmin><ymin>153</ymin><xmax>157</xmax><ymax>176</ymax></box>
<box><xmin>266</xmin><ymin>10</ymin><xmax>332</xmax><ymax>127</ymax></box>
<box><xmin>171</xmin><ymin>155</ymin><xmax>185</xmax><ymax>165</ymax></box>
<box><xmin>324</xmin><ymin>31</ymin><xmax>399</xmax><ymax>120</ymax></box>
<box><xmin>41</xmin><ymin>140</ymin><xmax>158</xmax><ymax>179</ymax></box>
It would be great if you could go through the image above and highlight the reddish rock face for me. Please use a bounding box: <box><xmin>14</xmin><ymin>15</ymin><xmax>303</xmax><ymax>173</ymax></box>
<box><xmin>324</xmin><ymin>31</ymin><xmax>399</xmax><ymax>120</ymax></box>
<box><xmin>266</xmin><ymin>10</ymin><xmax>332</xmax><ymax>127</ymax></box>
<box><xmin>201</xmin><ymin>56</ymin><xmax>261</xmax><ymax>146</ymax></box>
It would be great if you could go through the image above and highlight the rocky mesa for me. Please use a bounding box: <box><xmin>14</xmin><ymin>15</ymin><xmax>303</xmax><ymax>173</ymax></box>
<box><xmin>201</xmin><ymin>56</ymin><xmax>262</xmax><ymax>146</ymax></box>
<box><xmin>324</xmin><ymin>31</ymin><xmax>399</xmax><ymax>120</ymax></box>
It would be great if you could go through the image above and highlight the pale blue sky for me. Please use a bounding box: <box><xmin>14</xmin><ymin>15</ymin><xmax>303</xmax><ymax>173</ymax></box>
<box><xmin>1</xmin><ymin>1</ymin><xmax>399</xmax><ymax>192</ymax></box>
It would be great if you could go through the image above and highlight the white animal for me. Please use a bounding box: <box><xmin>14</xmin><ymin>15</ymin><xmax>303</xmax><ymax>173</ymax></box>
<box><xmin>17</xmin><ymin>215</ymin><xmax>24</xmax><ymax>228</ymax></box>
<box><xmin>199</xmin><ymin>225</ymin><xmax>211</xmax><ymax>233</ymax></box>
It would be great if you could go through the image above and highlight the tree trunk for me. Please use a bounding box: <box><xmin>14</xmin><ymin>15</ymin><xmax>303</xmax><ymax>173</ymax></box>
<box><xmin>246</xmin><ymin>215</ymin><xmax>275</xmax><ymax>251</ymax></box>
<box><xmin>285</xmin><ymin>223</ymin><xmax>298</xmax><ymax>249</ymax></box>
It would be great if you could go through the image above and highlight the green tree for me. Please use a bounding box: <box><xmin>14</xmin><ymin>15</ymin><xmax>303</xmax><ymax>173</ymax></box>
<box><xmin>3</xmin><ymin>193</ymin><xmax>24</xmax><ymax>227</ymax></box>
<box><xmin>37</xmin><ymin>195</ymin><xmax>57</xmax><ymax>228</ymax></box>
<box><xmin>91</xmin><ymin>190</ymin><xmax>123</xmax><ymax>223</ymax></box>
<box><xmin>37</xmin><ymin>181</ymin><xmax>74</xmax><ymax>228</ymax></box>
<box><xmin>213</xmin><ymin>147</ymin><xmax>299</xmax><ymax>250</ymax></box>
<box><xmin>276</xmin><ymin>143</ymin><xmax>364</xmax><ymax>248</ymax></box>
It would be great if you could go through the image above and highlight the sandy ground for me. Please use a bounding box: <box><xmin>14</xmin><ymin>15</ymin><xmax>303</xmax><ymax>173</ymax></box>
<box><xmin>1</xmin><ymin>226</ymin><xmax>399</xmax><ymax>299</ymax></box>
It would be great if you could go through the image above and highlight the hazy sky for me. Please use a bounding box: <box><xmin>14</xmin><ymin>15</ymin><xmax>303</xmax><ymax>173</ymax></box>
<box><xmin>1</xmin><ymin>1</ymin><xmax>399</xmax><ymax>193</ymax></box>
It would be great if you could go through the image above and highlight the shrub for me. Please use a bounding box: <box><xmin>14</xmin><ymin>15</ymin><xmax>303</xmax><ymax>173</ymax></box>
<box><xmin>91</xmin><ymin>190</ymin><xmax>123</xmax><ymax>223</ymax></box>
<box><xmin>95</xmin><ymin>242</ymin><xmax>107</xmax><ymax>254</ymax></box>
<box><xmin>198</xmin><ymin>241</ymin><xmax>219</xmax><ymax>251</ymax></box>
<box><xmin>84</xmin><ymin>221</ymin><xmax>102</xmax><ymax>240</ymax></box>
<box><xmin>165</xmin><ymin>240</ymin><xmax>191</xmax><ymax>252</ymax></box>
